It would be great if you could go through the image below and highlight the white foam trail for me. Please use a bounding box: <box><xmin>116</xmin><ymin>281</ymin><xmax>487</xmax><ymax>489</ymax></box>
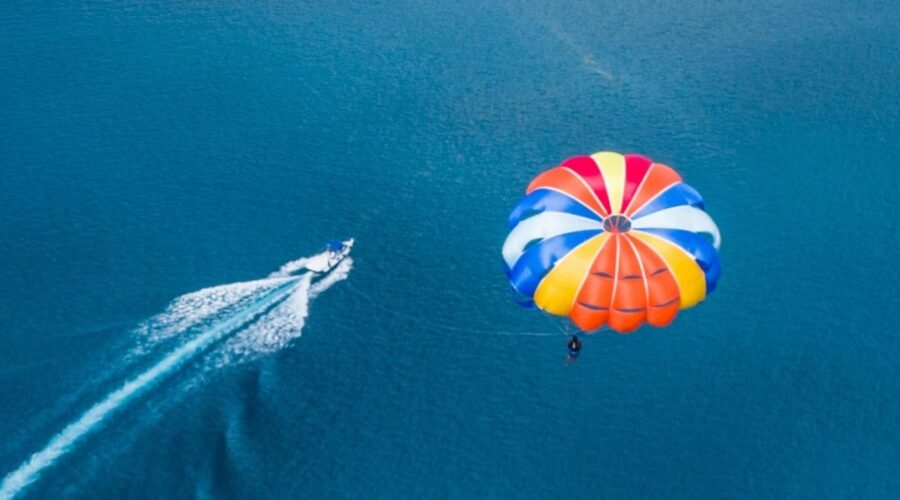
<box><xmin>309</xmin><ymin>257</ymin><xmax>353</xmax><ymax>299</ymax></box>
<box><xmin>135</xmin><ymin>278</ymin><xmax>292</xmax><ymax>345</ymax></box>
<box><xmin>0</xmin><ymin>278</ymin><xmax>303</xmax><ymax>499</ymax></box>
<box><xmin>0</xmin><ymin>245</ymin><xmax>362</xmax><ymax>499</ymax></box>
<box><xmin>137</xmin><ymin>249</ymin><xmax>333</xmax><ymax>348</ymax></box>
<box><xmin>269</xmin><ymin>255</ymin><xmax>312</xmax><ymax>278</ymax></box>
<box><xmin>132</xmin><ymin>250</ymin><xmax>333</xmax><ymax>357</ymax></box>
<box><xmin>1</xmin><ymin>245</ymin><xmax>355</xmax><ymax>499</ymax></box>
<box><xmin>218</xmin><ymin>258</ymin><xmax>353</xmax><ymax>364</ymax></box>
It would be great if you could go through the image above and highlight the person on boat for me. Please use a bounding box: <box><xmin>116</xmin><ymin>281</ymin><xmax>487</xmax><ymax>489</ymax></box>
<box><xmin>327</xmin><ymin>240</ymin><xmax>343</xmax><ymax>259</ymax></box>
<box><xmin>566</xmin><ymin>334</ymin><xmax>582</xmax><ymax>363</ymax></box>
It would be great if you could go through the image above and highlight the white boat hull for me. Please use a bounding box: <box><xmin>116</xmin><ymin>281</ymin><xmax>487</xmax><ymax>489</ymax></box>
<box><xmin>303</xmin><ymin>239</ymin><xmax>354</xmax><ymax>273</ymax></box>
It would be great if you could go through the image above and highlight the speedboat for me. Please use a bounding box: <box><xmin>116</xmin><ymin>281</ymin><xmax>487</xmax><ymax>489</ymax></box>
<box><xmin>303</xmin><ymin>239</ymin><xmax>354</xmax><ymax>273</ymax></box>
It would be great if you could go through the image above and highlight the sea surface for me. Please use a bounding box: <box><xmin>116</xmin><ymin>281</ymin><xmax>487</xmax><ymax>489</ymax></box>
<box><xmin>1</xmin><ymin>1</ymin><xmax>898</xmax><ymax>498</ymax></box>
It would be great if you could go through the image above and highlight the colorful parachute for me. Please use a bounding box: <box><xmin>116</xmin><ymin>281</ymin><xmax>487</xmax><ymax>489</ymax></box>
<box><xmin>502</xmin><ymin>152</ymin><xmax>721</xmax><ymax>333</ymax></box>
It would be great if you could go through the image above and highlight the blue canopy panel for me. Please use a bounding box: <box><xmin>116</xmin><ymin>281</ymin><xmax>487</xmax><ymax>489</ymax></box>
<box><xmin>508</xmin><ymin>229</ymin><xmax>602</xmax><ymax>299</ymax></box>
<box><xmin>508</xmin><ymin>189</ymin><xmax>603</xmax><ymax>229</ymax></box>
<box><xmin>327</xmin><ymin>240</ymin><xmax>344</xmax><ymax>252</ymax></box>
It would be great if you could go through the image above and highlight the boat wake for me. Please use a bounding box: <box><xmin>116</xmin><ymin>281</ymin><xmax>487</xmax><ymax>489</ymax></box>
<box><xmin>0</xmin><ymin>249</ymin><xmax>353</xmax><ymax>499</ymax></box>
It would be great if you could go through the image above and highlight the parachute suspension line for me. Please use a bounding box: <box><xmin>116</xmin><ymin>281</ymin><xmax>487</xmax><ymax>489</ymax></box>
<box><xmin>564</xmin><ymin>323</ymin><xmax>581</xmax><ymax>337</ymax></box>
<box><xmin>541</xmin><ymin>312</ymin><xmax>576</xmax><ymax>337</ymax></box>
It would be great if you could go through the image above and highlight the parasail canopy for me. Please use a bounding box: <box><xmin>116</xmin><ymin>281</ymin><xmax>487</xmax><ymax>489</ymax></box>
<box><xmin>502</xmin><ymin>152</ymin><xmax>721</xmax><ymax>333</ymax></box>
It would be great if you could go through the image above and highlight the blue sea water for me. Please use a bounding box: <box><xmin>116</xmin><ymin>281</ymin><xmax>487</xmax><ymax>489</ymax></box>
<box><xmin>1</xmin><ymin>0</ymin><xmax>899</xmax><ymax>498</ymax></box>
